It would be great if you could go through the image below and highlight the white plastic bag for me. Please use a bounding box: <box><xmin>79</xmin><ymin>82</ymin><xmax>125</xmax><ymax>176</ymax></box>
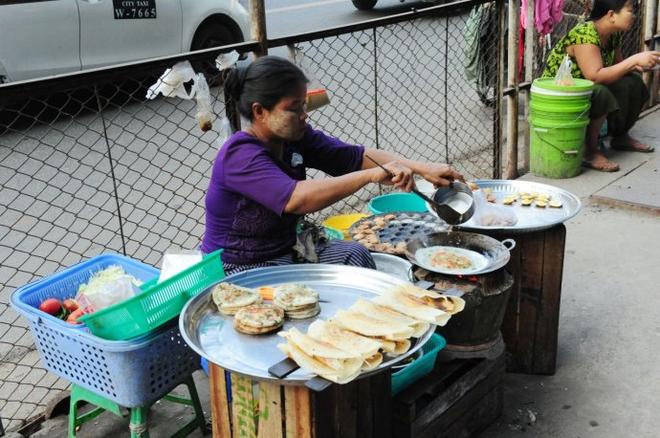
<box><xmin>193</xmin><ymin>72</ymin><xmax>215</xmax><ymax>132</ymax></box>
<box><xmin>554</xmin><ymin>54</ymin><xmax>575</xmax><ymax>86</ymax></box>
<box><xmin>158</xmin><ymin>249</ymin><xmax>203</xmax><ymax>283</ymax></box>
<box><xmin>146</xmin><ymin>61</ymin><xmax>196</xmax><ymax>100</ymax></box>
<box><xmin>472</xmin><ymin>190</ymin><xmax>518</xmax><ymax>226</ymax></box>
<box><xmin>76</xmin><ymin>275</ymin><xmax>141</xmax><ymax>314</ymax></box>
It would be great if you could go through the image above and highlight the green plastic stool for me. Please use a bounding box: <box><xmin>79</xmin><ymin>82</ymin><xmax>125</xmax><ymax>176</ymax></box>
<box><xmin>68</xmin><ymin>376</ymin><xmax>206</xmax><ymax>438</ymax></box>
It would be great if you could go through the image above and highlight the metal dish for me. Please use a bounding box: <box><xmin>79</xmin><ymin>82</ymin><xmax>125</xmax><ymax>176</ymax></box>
<box><xmin>405</xmin><ymin>231</ymin><xmax>516</xmax><ymax>275</ymax></box>
<box><xmin>348</xmin><ymin>211</ymin><xmax>447</xmax><ymax>254</ymax></box>
<box><xmin>179</xmin><ymin>264</ymin><xmax>434</xmax><ymax>384</ymax></box>
<box><xmin>426</xmin><ymin>180</ymin><xmax>581</xmax><ymax>232</ymax></box>
<box><xmin>371</xmin><ymin>253</ymin><xmax>414</xmax><ymax>281</ymax></box>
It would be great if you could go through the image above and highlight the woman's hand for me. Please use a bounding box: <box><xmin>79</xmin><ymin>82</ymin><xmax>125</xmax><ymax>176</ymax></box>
<box><xmin>417</xmin><ymin>163</ymin><xmax>464</xmax><ymax>188</ymax></box>
<box><xmin>370</xmin><ymin>161</ymin><xmax>414</xmax><ymax>191</ymax></box>
<box><xmin>630</xmin><ymin>51</ymin><xmax>660</xmax><ymax>71</ymax></box>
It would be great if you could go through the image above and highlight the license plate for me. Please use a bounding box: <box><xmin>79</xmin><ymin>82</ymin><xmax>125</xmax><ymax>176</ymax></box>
<box><xmin>113</xmin><ymin>0</ymin><xmax>157</xmax><ymax>19</ymax></box>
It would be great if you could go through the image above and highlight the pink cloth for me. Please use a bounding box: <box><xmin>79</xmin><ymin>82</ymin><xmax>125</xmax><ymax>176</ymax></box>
<box><xmin>521</xmin><ymin>0</ymin><xmax>564</xmax><ymax>35</ymax></box>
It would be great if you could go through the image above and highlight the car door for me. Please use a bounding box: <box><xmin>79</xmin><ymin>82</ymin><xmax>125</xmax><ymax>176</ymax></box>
<box><xmin>0</xmin><ymin>0</ymin><xmax>80</xmax><ymax>82</ymax></box>
<box><xmin>76</xmin><ymin>0</ymin><xmax>182</xmax><ymax>70</ymax></box>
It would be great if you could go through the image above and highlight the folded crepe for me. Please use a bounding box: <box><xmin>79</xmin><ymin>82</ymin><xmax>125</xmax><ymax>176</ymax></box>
<box><xmin>278</xmin><ymin>342</ymin><xmax>362</xmax><ymax>384</ymax></box>
<box><xmin>331</xmin><ymin>309</ymin><xmax>414</xmax><ymax>340</ymax></box>
<box><xmin>350</xmin><ymin>299</ymin><xmax>430</xmax><ymax>338</ymax></box>
<box><xmin>307</xmin><ymin>320</ymin><xmax>383</xmax><ymax>370</ymax></box>
<box><xmin>373</xmin><ymin>289</ymin><xmax>451</xmax><ymax>326</ymax></box>
<box><xmin>394</xmin><ymin>284</ymin><xmax>466</xmax><ymax>315</ymax></box>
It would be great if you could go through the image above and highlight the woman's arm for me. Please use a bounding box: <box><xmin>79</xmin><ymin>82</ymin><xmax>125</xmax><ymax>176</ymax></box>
<box><xmin>284</xmin><ymin>162</ymin><xmax>410</xmax><ymax>215</ymax></box>
<box><xmin>361</xmin><ymin>148</ymin><xmax>464</xmax><ymax>188</ymax></box>
<box><xmin>572</xmin><ymin>44</ymin><xmax>660</xmax><ymax>84</ymax></box>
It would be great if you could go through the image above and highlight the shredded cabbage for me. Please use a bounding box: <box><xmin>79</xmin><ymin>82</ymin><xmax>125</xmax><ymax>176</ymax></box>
<box><xmin>77</xmin><ymin>265</ymin><xmax>142</xmax><ymax>296</ymax></box>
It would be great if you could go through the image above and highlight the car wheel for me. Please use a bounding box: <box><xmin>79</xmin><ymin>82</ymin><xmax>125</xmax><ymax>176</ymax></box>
<box><xmin>352</xmin><ymin>0</ymin><xmax>378</xmax><ymax>10</ymax></box>
<box><xmin>191</xmin><ymin>22</ymin><xmax>241</xmax><ymax>86</ymax></box>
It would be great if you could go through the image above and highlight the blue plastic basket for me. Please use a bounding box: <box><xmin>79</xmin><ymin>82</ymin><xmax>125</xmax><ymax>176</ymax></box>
<box><xmin>10</xmin><ymin>254</ymin><xmax>199</xmax><ymax>407</ymax></box>
<box><xmin>11</xmin><ymin>253</ymin><xmax>159</xmax><ymax>330</ymax></box>
<box><xmin>391</xmin><ymin>333</ymin><xmax>446</xmax><ymax>395</ymax></box>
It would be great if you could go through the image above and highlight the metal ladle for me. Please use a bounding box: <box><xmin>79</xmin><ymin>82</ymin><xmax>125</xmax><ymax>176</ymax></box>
<box><xmin>364</xmin><ymin>155</ymin><xmax>474</xmax><ymax>225</ymax></box>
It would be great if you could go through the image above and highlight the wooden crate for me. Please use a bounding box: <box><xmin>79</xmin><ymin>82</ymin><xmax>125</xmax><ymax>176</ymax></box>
<box><xmin>393</xmin><ymin>354</ymin><xmax>505</xmax><ymax>438</ymax></box>
<box><xmin>209</xmin><ymin>363</ymin><xmax>392</xmax><ymax>438</ymax></box>
<box><xmin>483</xmin><ymin>224</ymin><xmax>566</xmax><ymax>375</ymax></box>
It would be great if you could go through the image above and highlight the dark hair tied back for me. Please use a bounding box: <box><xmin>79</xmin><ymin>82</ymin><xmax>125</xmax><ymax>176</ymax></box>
<box><xmin>223</xmin><ymin>56</ymin><xmax>308</xmax><ymax>132</ymax></box>
<box><xmin>589</xmin><ymin>0</ymin><xmax>631</xmax><ymax>20</ymax></box>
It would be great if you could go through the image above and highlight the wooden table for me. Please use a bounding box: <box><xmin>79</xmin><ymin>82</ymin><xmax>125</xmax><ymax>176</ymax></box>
<box><xmin>483</xmin><ymin>224</ymin><xmax>566</xmax><ymax>375</ymax></box>
<box><xmin>209</xmin><ymin>363</ymin><xmax>393</xmax><ymax>438</ymax></box>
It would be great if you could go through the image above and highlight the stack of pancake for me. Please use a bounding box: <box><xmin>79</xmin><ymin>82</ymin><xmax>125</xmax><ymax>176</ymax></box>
<box><xmin>211</xmin><ymin>283</ymin><xmax>262</xmax><ymax>315</ymax></box>
<box><xmin>277</xmin><ymin>283</ymin><xmax>465</xmax><ymax>384</ymax></box>
<box><xmin>273</xmin><ymin>284</ymin><xmax>320</xmax><ymax>319</ymax></box>
<box><xmin>234</xmin><ymin>304</ymin><xmax>284</xmax><ymax>335</ymax></box>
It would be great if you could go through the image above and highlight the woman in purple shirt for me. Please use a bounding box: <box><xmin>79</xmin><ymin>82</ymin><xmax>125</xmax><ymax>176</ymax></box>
<box><xmin>201</xmin><ymin>56</ymin><xmax>463</xmax><ymax>274</ymax></box>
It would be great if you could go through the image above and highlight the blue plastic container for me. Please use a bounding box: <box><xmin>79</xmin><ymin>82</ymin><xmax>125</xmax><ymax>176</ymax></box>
<box><xmin>11</xmin><ymin>253</ymin><xmax>160</xmax><ymax>330</ymax></box>
<box><xmin>391</xmin><ymin>333</ymin><xmax>446</xmax><ymax>395</ymax></box>
<box><xmin>10</xmin><ymin>254</ymin><xmax>199</xmax><ymax>407</ymax></box>
<box><xmin>369</xmin><ymin>193</ymin><xmax>427</xmax><ymax>215</ymax></box>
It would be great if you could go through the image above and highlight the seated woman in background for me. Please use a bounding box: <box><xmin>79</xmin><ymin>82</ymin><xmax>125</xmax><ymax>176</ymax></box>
<box><xmin>201</xmin><ymin>56</ymin><xmax>463</xmax><ymax>275</ymax></box>
<box><xmin>542</xmin><ymin>0</ymin><xmax>659</xmax><ymax>172</ymax></box>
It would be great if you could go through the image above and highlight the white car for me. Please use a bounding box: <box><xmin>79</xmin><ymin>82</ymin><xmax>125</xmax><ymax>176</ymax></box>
<box><xmin>0</xmin><ymin>0</ymin><xmax>250</xmax><ymax>83</ymax></box>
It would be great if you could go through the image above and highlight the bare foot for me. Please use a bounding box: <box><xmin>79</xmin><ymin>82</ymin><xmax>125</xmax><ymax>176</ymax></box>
<box><xmin>582</xmin><ymin>153</ymin><xmax>620</xmax><ymax>172</ymax></box>
<box><xmin>611</xmin><ymin>134</ymin><xmax>655</xmax><ymax>152</ymax></box>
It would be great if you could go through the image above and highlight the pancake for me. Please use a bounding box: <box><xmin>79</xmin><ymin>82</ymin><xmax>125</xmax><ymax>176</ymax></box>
<box><xmin>273</xmin><ymin>283</ymin><xmax>319</xmax><ymax>310</ymax></box>
<box><xmin>373</xmin><ymin>289</ymin><xmax>451</xmax><ymax>326</ymax></box>
<box><xmin>350</xmin><ymin>299</ymin><xmax>430</xmax><ymax>337</ymax></box>
<box><xmin>393</xmin><ymin>285</ymin><xmax>465</xmax><ymax>315</ymax></box>
<box><xmin>331</xmin><ymin>309</ymin><xmax>414</xmax><ymax>340</ymax></box>
<box><xmin>212</xmin><ymin>282</ymin><xmax>262</xmax><ymax>315</ymax></box>
<box><xmin>233</xmin><ymin>304</ymin><xmax>284</xmax><ymax>335</ymax></box>
<box><xmin>277</xmin><ymin>342</ymin><xmax>362</xmax><ymax>384</ymax></box>
<box><xmin>307</xmin><ymin>320</ymin><xmax>381</xmax><ymax>359</ymax></box>
<box><xmin>284</xmin><ymin>302</ymin><xmax>321</xmax><ymax>320</ymax></box>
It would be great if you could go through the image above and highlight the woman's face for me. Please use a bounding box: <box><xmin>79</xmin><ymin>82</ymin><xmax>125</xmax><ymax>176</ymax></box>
<box><xmin>258</xmin><ymin>84</ymin><xmax>308</xmax><ymax>142</ymax></box>
<box><xmin>611</xmin><ymin>1</ymin><xmax>635</xmax><ymax>31</ymax></box>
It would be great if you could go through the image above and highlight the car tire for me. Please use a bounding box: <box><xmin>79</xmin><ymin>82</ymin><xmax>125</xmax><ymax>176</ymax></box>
<box><xmin>191</xmin><ymin>21</ymin><xmax>242</xmax><ymax>86</ymax></box>
<box><xmin>352</xmin><ymin>0</ymin><xmax>378</xmax><ymax>10</ymax></box>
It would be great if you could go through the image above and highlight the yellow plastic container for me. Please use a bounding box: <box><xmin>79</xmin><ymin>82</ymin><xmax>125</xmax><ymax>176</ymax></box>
<box><xmin>322</xmin><ymin>213</ymin><xmax>368</xmax><ymax>239</ymax></box>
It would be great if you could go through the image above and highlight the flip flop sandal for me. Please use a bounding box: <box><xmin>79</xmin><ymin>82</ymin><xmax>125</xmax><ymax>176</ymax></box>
<box><xmin>582</xmin><ymin>160</ymin><xmax>620</xmax><ymax>172</ymax></box>
<box><xmin>611</xmin><ymin>143</ymin><xmax>655</xmax><ymax>153</ymax></box>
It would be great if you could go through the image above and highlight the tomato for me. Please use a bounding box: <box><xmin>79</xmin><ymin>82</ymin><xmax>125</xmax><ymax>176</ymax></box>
<box><xmin>66</xmin><ymin>308</ymin><xmax>85</xmax><ymax>324</ymax></box>
<box><xmin>62</xmin><ymin>298</ymin><xmax>79</xmax><ymax>313</ymax></box>
<box><xmin>39</xmin><ymin>298</ymin><xmax>62</xmax><ymax>316</ymax></box>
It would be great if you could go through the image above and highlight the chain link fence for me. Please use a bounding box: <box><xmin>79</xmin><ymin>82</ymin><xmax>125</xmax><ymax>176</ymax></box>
<box><xmin>1</xmin><ymin>2</ymin><xmax>501</xmax><ymax>431</ymax></box>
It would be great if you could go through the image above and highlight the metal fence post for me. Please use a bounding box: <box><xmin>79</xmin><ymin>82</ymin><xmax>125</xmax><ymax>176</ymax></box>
<box><xmin>249</xmin><ymin>0</ymin><xmax>268</xmax><ymax>57</ymax></box>
<box><xmin>495</xmin><ymin>0</ymin><xmax>506</xmax><ymax>179</ymax></box>
<box><xmin>505</xmin><ymin>0</ymin><xmax>520</xmax><ymax>179</ymax></box>
<box><xmin>522</xmin><ymin>0</ymin><xmax>535</xmax><ymax>174</ymax></box>
<box><xmin>642</xmin><ymin>0</ymin><xmax>655</xmax><ymax>93</ymax></box>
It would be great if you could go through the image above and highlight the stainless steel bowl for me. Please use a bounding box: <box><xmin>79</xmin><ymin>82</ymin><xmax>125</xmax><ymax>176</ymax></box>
<box><xmin>371</xmin><ymin>253</ymin><xmax>414</xmax><ymax>281</ymax></box>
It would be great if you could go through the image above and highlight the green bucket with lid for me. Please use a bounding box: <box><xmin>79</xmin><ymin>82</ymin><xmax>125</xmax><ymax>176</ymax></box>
<box><xmin>529</xmin><ymin>78</ymin><xmax>594</xmax><ymax>178</ymax></box>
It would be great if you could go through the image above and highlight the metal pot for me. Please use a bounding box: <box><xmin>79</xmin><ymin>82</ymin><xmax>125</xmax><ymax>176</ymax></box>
<box><xmin>428</xmin><ymin>181</ymin><xmax>475</xmax><ymax>225</ymax></box>
<box><xmin>371</xmin><ymin>253</ymin><xmax>414</xmax><ymax>281</ymax></box>
<box><xmin>405</xmin><ymin>231</ymin><xmax>515</xmax><ymax>275</ymax></box>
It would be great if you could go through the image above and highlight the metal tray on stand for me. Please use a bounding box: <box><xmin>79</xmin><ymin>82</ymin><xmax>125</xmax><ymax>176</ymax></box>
<box><xmin>426</xmin><ymin>180</ymin><xmax>581</xmax><ymax>232</ymax></box>
<box><xmin>179</xmin><ymin>264</ymin><xmax>434</xmax><ymax>384</ymax></box>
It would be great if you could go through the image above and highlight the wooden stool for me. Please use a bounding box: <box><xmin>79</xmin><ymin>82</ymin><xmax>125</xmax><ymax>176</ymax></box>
<box><xmin>68</xmin><ymin>375</ymin><xmax>206</xmax><ymax>438</ymax></box>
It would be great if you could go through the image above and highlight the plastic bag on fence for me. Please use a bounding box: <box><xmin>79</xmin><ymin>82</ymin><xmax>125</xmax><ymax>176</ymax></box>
<box><xmin>193</xmin><ymin>72</ymin><xmax>215</xmax><ymax>132</ymax></box>
<box><xmin>159</xmin><ymin>249</ymin><xmax>203</xmax><ymax>283</ymax></box>
<box><xmin>76</xmin><ymin>270</ymin><xmax>142</xmax><ymax>314</ymax></box>
<box><xmin>471</xmin><ymin>190</ymin><xmax>518</xmax><ymax>226</ymax></box>
<box><xmin>215</xmin><ymin>50</ymin><xmax>241</xmax><ymax>72</ymax></box>
<box><xmin>289</xmin><ymin>46</ymin><xmax>331</xmax><ymax>111</ymax></box>
<box><xmin>554</xmin><ymin>54</ymin><xmax>575</xmax><ymax>86</ymax></box>
<box><xmin>146</xmin><ymin>61</ymin><xmax>197</xmax><ymax>100</ymax></box>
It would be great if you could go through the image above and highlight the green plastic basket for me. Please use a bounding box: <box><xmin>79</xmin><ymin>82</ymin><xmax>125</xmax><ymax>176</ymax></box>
<box><xmin>391</xmin><ymin>333</ymin><xmax>446</xmax><ymax>395</ymax></box>
<box><xmin>79</xmin><ymin>249</ymin><xmax>225</xmax><ymax>341</ymax></box>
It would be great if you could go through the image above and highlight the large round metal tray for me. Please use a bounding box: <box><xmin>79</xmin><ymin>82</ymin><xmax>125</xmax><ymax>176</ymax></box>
<box><xmin>426</xmin><ymin>180</ymin><xmax>581</xmax><ymax>233</ymax></box>
<box><xmin>179</xmin><ymin>264</ymin><xmax>434</xmax><ymax>384</ymax></box>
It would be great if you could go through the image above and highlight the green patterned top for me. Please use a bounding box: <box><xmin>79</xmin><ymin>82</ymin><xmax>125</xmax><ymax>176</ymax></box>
<box><xmin>542</xmin><ymin>21</ymin><xmax>622</xmax><ymax>78</ymax></box>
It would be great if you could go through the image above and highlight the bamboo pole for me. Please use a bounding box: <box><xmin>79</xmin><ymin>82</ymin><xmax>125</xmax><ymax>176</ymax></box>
<box><xmin>642</xmin><ymin>0</ymin><xmax>655</xmax><ymax>93</ymax></box>
<box><xmin>651</xmin><ymin>0</ymin><xmax>660</xmax><ymax>106</ymax></box>
<box><xmin>249</xmin><ymin>0</ymin><xmax>268</xmax><ymax>57</ymax></box>
<box><xmin>505</xmin><ymin>0</ymin><xmax>520</xmax><ymax>179</ymax></box>
<box><xmin>522</xmin><ymin>0</ymin><xmax>535</xmax><ymax>173</ymax></box>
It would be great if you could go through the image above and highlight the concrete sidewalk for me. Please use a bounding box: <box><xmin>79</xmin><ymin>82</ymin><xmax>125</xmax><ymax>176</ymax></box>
<box><xmin>22</xmin><ymin>108</ymin><xmax>660</xmax><ymax>438</ymax></box>
<box><xmin>482</xmin><ymin>107</ymin><xmax>660</xmax><ymax>438</ymax></box>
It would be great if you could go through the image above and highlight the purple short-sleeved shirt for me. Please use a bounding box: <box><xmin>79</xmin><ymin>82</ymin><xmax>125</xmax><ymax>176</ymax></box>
<box><xmin>201</xmin><ymin>124</ymin><xmax>364</xmax><ymax>264</ymax></box>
